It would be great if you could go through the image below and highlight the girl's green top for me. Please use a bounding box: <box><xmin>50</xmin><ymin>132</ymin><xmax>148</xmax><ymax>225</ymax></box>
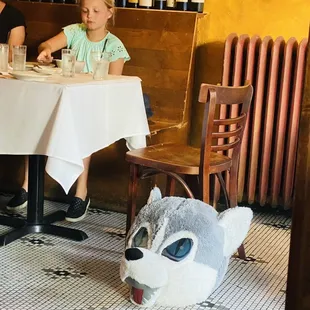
<box><xmin>63</xmin><ymin>23</ymin><xmax>130</xmax><ymax>73</ymax></box>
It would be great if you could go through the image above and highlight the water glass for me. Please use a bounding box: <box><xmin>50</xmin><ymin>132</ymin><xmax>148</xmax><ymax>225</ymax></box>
<box><xmin>92</xmin><ymin>51</ymin><xmax>111</xmax><ymax>80</ymax></box>
<box><xmin>12</xmin><ymin>45</ymin><xmax>27</xmax><ymax>71</ymax></box>
<box><xmin>0</xmin><ymin>44</ymin><xmax>9</xmax><ymax>72</ymax></box>
<box><xmin>62</xmin><ymin>49</ymin><xmax>76</xmax><ymax>77</ymax></box>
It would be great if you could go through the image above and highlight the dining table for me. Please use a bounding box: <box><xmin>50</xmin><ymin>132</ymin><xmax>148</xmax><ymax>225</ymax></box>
<box><xmin>0</xmin><ymin>70</ymin><xmax>150</xmax><ymax>246</ymax></box>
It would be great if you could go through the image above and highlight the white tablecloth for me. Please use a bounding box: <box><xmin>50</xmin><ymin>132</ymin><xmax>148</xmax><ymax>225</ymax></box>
<box><xmin>0</xmin><ymin>73</ymin><xmax>150</xmax><ymax>193</ymax></box>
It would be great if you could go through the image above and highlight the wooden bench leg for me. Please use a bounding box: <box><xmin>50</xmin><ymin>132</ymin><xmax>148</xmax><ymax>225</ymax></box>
<box><xmin>126</xmin><ymin>164</ymin><xmax>139</xmax><ymax>233</ymax></box>
<box><xmin>165</xmin><ymin>175</ymin><xmax>176</xmax><ymax>196</ymax></box>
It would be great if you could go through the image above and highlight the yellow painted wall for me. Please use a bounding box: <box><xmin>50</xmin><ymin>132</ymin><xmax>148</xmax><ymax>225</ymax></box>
<box><xmin>204</xmin><ymin>0</ymin><xmax>309</xmax><ymax>42</ymax></box>
<box><xmin>191</xmin><ymin>0</ymin><xmax>310</xmax><ymax>145</ymax></box>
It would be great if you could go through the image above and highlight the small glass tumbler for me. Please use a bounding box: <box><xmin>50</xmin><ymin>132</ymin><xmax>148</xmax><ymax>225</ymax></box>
<box><xmin>91</xmin><ymin>51</ymin><xmax>111</xmax><ymax>80</ymax></box>
<box><xmin>12</xmin><ymin>45</ymin><xmax>27</xmax><ymax>71</ymax></box>
<box><xmin>61</xmin><ymin>49</ymin><xmax>76</xmax><ymax>77</ymax></box>
<box><xmin>0</xmin><ymin>44</ymin><xmax>9</xmax><ymax>72</ymax></box>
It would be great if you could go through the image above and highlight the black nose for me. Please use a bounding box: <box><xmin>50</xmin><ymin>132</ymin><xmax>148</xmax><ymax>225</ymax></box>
<box><xmin>125</xmin><ymin>248</ymin><xmax>143</xmax><ymax>261</ymax></box>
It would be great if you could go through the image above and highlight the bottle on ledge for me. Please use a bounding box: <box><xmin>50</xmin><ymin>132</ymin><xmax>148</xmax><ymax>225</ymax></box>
<box><xmin>138</xmin><ymin>0</ymin><xmax>153</xmax><ymax>8</ymax></box>
<box><xmin>116</xmin><ymin>0</ymin><xmax>127</xmax><ymax>6</ymax></box>
<box><xmin>127</xmin><ymin>0</ymin><xmax>138</xmax><ymax>7</ymax></box>
<box><xmin>153</xmin><ymin>0</ymin><xmax>166</xmax><ymax>9</ymax></box>
<box><xmin>166</xmin><ymin>0</ymin><xmax>176</xmax><ymax>10</ymax></box>
<box><xmin>189</xmin><ymin>0</ymin><xmax>203</xmax><ymax>12</ymax></box>
<box><xmin>176</xmin><ymin>0</ymin><xmax>188</xmax><ymax>10</ymax></box>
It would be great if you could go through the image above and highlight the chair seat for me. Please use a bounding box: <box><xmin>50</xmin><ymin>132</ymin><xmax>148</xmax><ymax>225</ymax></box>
<box><xmin>126</xmin><ymin>143</ymin><xmax>232</xmax><ymax>175</ymax></box>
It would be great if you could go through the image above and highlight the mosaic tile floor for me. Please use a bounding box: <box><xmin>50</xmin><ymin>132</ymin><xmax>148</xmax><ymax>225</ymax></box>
<box><xmin>0</xmin><ymin>198</ymin><xmax>290</xmax><ymax>310</ymax></box>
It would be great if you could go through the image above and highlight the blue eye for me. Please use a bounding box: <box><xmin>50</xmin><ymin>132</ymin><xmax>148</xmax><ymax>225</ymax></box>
<box><xmin>132</xmin><ymin>227</ymin><xmax>148</xmax><ymax>248</ymax></box>
<box><xmin>162</xmin><ymin>238</ymin><xmax>193</xmax><ymax>261</ymax></box>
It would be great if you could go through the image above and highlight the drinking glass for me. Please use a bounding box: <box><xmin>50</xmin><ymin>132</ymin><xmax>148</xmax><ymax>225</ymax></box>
<box><xmin>91</xmin><ymin>51</ymin><xmax>111</xmax><ymax>80</ymax></box>
<box><xmin>0</xmin><ymin>44</ymin><xmax>9</xmax><ymax>72</ymax></box>
<box><xmin>12</xmin><ymin>45</ymin><xmax>27</xmax><ymax>71</ymax></box>
<box><xmin>61</xmin><ymin>49</ymin><xmax>76</xmax><ymax>77</ymax></box>
<box><xmin>90</xmin><ymin>50</ymin><xmax>101</xmax><ymax>73</ymax></box>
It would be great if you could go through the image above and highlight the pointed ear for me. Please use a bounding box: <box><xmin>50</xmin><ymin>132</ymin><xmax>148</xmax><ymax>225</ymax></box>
<box><xmin>218</xmin><ymin>207</ymin><xmax>253</xmax><ymax>257</ymax></box>
<box><xmin>147</xmin><ymin>187</ymin><xmax>162</xmax><ymax>205</ymax></box>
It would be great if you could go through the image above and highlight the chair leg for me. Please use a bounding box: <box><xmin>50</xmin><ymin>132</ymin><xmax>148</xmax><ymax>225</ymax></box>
<box><xmin>215</xmin><ymin>172</ymin><xmax>230</xmax><ymax>209</ymax></box>
<box><xmin>229</xmin><ymin>163</ymin><xmax>238</xmax><ymax>209</ymax></box>
<box><xmin>126</xmin><ymin>164</ymin><xmax>139</xmax><ymax>233</ymax></box>
<box><xmin>201</xmin><ymin>173</ymin><xmax>210</xmax><ymax>204</ymax></box>
<box><xmin>165</xmin><ymin>175</ymin><xmax>176</xmax><ymax>196</ymax></box>
<box><xmin>237</xmin><ymin>244</ymin><xmax>246</xmax><ymax>260</ymax></box>
<box><xmin>230</xmin><ymin>161</ymin><xmax>247</xmax><ymax>260</ymax></box>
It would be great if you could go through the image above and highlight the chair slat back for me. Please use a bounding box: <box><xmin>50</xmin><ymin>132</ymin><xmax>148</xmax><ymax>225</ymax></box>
<box><xmin>213</xmin><ymin>113</ymin><xmax>247</xmax><ymax>126</ymax></box>
<box><xmin>199</xmin><ymin>83</ymin><xmax>253</xmax><ymax>172</ymax></box>
<box><xmin>198</xmin><ymin>84</ymin><xmax>253</xmax><ymax>106</ymax></box>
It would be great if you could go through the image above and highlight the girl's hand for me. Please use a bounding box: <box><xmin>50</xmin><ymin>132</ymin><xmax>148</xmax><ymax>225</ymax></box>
<box><xmin>37</xmin><ymin>48</ymin><xmax>53</xmax><ymax>63</ymax></box>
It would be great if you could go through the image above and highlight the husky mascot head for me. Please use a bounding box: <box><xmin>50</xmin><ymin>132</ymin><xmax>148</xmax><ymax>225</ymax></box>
<box><xmin>120</xmin><ymin>187</ymin><xmax>253</xmax><ymax>307</ymax></box>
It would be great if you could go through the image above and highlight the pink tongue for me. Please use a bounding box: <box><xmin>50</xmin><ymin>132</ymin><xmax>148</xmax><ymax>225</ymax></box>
<box><xmin>132</xmin><ymin>287</ymin><xmax>144</xmax><ymax>304</ymax></box>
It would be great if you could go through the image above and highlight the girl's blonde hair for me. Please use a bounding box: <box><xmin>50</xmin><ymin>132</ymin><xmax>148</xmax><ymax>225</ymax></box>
<box><xmin>79</xmin><ymin>0</ymin><xmax>116</xmax><ymax>26</ymax></box>
<box><xmin>104</xmin><ymin>0</ymin><xmax>115</xmax><ymax>9</ymax></box>
<box><xmin>104</xmin><ymin>0</ymin><xmax>116</xmax><ymax>25</ymax></box>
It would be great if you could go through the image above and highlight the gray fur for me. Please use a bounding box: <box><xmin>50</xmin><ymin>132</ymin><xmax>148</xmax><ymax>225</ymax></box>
<box><xmin>122</xmin><ymin>190</ymin><xmax>253</xmax><ymax>307</ymax></box>
<box><xmin>128</xmin><ymin>196</ymin><xmax>226</xmax><ymax>271</ymax></box>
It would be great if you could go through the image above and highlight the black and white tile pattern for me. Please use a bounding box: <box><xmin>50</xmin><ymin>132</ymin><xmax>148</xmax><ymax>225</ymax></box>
<box><xmin>0</xmin><ymin>199</ymin><xmax>289</xmax><ymax>310</ymax></box>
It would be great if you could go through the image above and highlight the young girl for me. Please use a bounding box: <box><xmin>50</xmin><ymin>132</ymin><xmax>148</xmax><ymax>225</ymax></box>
<box><xmin>7</xmin><ymin>0</ymin><xmax>130</xmax><ymax>223</ymax></box>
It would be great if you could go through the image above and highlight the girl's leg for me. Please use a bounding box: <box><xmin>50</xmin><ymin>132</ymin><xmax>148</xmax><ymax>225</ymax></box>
<box><xmin>65</xmin><ymin>156</ymin><xmax>91</xmax><ymax>222</ymax></box>
<box><xmin>23</xmin><ymin>155</ymin><xmax>91</xmax><ymax>198</ymax></box>
<box><xmin>74</xmin><ymin>156</ymin><xmax>91</xmax><ymax>200</ymax></box>
<box><xmin>6</xmin><ymin>155</ymin><xmax>29</xmax><ymax>211</ymax></box>
<box><xmin>24</xmin><ymin>155</ymin><xmax>91</xmax><ymax>199</ymax></box>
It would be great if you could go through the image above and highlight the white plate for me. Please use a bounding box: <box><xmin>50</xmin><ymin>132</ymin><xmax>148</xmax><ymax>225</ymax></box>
<box><xmin>10</xmin><ymin>71</ymin><xmax>50</xmax><ymax>81</ymax></box>
<box><xmin>33</xmin><ymin>66</ymin><xmax>62</xmax><ymax>75</ymax></box>
<box><xmin>28</xmin><ymin>62</ymin><xmax>56</xmax><ymax>68</ymax></box>
<box><xmin>9</xmin><ymin>62</ymin><xmax>56</xmax><ymax>70</ymax></box>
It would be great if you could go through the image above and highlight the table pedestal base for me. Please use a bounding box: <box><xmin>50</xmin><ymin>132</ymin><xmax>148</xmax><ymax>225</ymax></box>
<box><xmin>0</xmin><ymin>155</ymin><xmax>88</xmax><ymax>246</ymax></box>
<box><xmin>0</xmin><ymin>211</ymin><xmax>88</xmax><ymax>246</ymax></box>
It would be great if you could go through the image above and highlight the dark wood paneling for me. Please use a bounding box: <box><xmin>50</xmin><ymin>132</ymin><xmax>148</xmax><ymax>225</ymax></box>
<box><xmin>124</xmin><ymin>66</ymin><xmax>188</xmax><ymax>90</ymax></box>
<box><xmin>125</xmin><ymin>48</ymin><xmax>191</xmax><ymax>71</ymax></box>
<box><xmin>286</xmin><ymin>38</ymin><xmax>310</xmax><ymax>310</ymax></box>
<box><xmin>114</xmin><ymin>8</ymin><xmax>197</xmax><ymax>32</ymax></box>
<box><xmin>142</xmin><ymin>87</ymin><xmax>185</xmax><ymax>122</ymax></box>
<box><xmin>112</xmin><ymin>29</ymin><xmax>194</xmax><ymax>52</ymax></box>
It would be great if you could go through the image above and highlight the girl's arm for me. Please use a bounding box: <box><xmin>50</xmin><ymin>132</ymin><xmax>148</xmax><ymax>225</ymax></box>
<box><xmin>109</xmin><ymin>58</ymin><xmax>125</xmax><ymax>75</ymax></box>
<box><xmin>37</xmin><ymin>32</ymin><xmax>67</xmax><ymax>63</ymax></box>
<box><xmin>7</xmin><ymin>26</ymin><xmax>26</xmax><ymax>62</ymax></box>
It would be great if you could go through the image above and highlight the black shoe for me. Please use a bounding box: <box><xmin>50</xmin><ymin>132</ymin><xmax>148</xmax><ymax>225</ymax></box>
<box><xmin>6</xmin><ymin>188</ymin><xmax>28</xmax><ymax>211</ymax></box>
<box><xmin>65</xmin><ymin>197</ymin><xmax>90</xmax><ymax>222</ymax></box>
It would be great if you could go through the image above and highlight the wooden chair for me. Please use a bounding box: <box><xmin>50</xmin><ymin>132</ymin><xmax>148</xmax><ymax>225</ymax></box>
<box><xmin>125</xmin><ymin>83</ymin><xmax>253</xmax><ymax>259</ymax></box>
